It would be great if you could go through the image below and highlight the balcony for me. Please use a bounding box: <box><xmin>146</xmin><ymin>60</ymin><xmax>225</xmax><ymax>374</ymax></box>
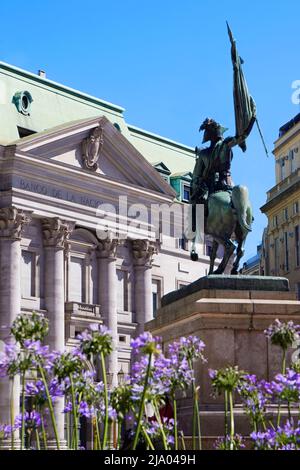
<box><xmin>267</xmin><ymin>168</ymin><xmax>300</xmax><ymax>201</ymax></box>
<box><xmin>65</xmin><ymin>302</ymin><xmax>102</xmax><ymax>340</ymax></box>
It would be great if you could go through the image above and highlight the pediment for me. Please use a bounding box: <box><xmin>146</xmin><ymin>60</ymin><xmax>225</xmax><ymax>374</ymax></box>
<box><xmin>10</xmin><ymin>116</ymin><xmax>176</xmax><ymax>197</ymax></box>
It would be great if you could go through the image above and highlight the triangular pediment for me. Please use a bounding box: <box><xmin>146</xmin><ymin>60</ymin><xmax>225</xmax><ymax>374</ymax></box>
<box><xmin>153</xmin><ymin>162</ymin><xmax>171</xmax><ymax>175</ymax></box>
<box><xmin>9</xmin><ymin>116</ymin><xmax>176</xmax><ymax>197</ymax></box>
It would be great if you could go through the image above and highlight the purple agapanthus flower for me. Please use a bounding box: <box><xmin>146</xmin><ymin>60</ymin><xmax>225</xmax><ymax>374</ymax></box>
<box><xmin>15</xmin><ymin>411</ymin><xmax>41</xmax><ymax>429</ymax></box>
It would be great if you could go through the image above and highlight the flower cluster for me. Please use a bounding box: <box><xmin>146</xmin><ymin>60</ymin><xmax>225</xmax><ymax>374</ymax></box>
<box><xmin>78</xmin><ymin>324</ymin><xmax>113</xmax><ymax>359</ymax></box>
<box><xmin>209</xmin><ymin>366</ymin><xmax>244</xmax><ymax>395</ymax></box>
<box><xmin>251</xmin><ymin>420</ymin><xmax>300</xmax><ymax>450</ymax></box>
<box><xmin>264</xmin><ymin>319</ymin><xmax>300</xmax><ymax>350</ymax></box>
<box><xmin>214</xmin><ymin>433</ymin><xmax>245</xmax><ymax>450</ymax></box>
<box><xmin>11</xmin><ymin>312</ymin><xmax>49</xmax><ymax>346</ymax></box>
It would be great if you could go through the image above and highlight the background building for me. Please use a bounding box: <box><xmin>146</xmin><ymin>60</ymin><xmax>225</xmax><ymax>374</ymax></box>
<box><xmin>261</xmin><ymin>113</ymin><xmax>300</xmax><ymax>298</ymax></box>
<box><xmin>0</xmin><ymin>62</ymin><xmax>215</xmax><ymax>445</ymax></box>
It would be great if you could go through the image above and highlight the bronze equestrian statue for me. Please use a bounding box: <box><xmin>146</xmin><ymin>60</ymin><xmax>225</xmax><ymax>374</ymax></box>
<box><xmin>189</xmin><ymin>24</ymin><xmax>259</xmax><ymax>275</ymax></box>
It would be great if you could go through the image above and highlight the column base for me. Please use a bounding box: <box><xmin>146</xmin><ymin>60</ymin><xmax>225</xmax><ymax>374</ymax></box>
<box><xmin>0</xmin><ymin>438</ymin><xmax>21</xmax><ymax>450</ymax></box>
<box><xmin>47</xmin><ymin>439</ymin><xmax>68</xmax><ymax>450</ymax></box>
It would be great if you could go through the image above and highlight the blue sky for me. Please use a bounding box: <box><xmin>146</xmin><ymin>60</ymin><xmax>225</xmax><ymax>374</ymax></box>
<box><xmin>1</xmin><ymin>0</ymin><xmax>300</xmax><ymax>258</ymax></box>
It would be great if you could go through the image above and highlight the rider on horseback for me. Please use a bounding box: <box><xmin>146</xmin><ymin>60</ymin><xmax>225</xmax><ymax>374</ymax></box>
<box><xmin>190</xmin><ymin>117</ymin><xmax>256</xmax><ymax>216</ymax></box>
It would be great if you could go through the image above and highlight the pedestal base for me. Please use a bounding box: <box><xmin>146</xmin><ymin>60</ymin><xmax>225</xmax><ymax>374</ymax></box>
<box><xmin>146</xmin><ymin>275</ymin><xmax>300</xmax><ymax>445</ymax></box>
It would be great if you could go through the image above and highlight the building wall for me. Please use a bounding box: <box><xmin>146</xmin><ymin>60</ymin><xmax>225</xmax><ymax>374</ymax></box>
<box><xmin>261</xmin><ymin>116</ymin><xmax>300</xmax><ymax>297</ymax></box>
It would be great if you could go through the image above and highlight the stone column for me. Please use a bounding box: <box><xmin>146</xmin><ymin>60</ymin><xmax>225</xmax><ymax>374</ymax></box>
<box><xmin>97</xmin><ymin>238</ymin><xmax>119</xmax><ymax>388</ymax></box>
<box><xmin>0</xmin><ymin>207</ymin><xmax>30</xmax><ymax>448</ymax></box>
<box><xmin>42</xmin><ymin>217</ymin><xmax>75</xmax><ymax>447</ymax></box>
<box><xmin>132</xmin><ymin>240</ymin><xmax>157</xmax><ymax>335</ymax></box>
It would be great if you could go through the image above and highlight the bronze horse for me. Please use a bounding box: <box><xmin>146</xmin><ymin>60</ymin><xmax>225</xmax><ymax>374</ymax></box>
<box><xmin>191</xmin><ymin>186</ymin><xmax>253</xmax><ymax>275</ymax></box>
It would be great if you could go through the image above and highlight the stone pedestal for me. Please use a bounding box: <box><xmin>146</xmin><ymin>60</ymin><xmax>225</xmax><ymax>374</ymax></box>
<box><xmin>146</xmin><ymin>275</ymin><xmax>300</xmax><ymax>448</ymax></box>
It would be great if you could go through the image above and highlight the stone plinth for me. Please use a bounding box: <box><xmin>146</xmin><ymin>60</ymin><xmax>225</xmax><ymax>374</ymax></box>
<box><xmin>146</xmin><ymin>275</ymin><xmax>300</xmax><ymax>447</ymax></box>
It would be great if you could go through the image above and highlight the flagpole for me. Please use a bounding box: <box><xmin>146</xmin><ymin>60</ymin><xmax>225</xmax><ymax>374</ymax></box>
<box><xmin>255</xmin><ymin>118</ymin><xmax>269</xmax><ymax>158</ymax></box>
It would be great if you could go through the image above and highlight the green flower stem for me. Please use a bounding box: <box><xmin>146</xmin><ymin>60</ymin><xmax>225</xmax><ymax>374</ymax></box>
<box><xmin>130</xmin><ymin>405</ymin><xmax>155</xmax><ymax>450</ymax></box>
<box><xmin>37</xmin><ymin>363</ymin><xmax>60</xmax><ymax>450</ymax></box>
<box><xmin>172</xmin><ymin>395</ymin><xmax>178</xmax><ymax>450</ymax></box>
<box><xmin>224</xmin><ymin>390</ymin><xmax>228</xmax><ymax>439</ymax></box>
<box><xmin>95</xmin><ymin>415</ymin><xmax>101</xmax><ymax>450</ymax></box>
<box><xmin>141</xmin><ymin>424</ymin><xmax>155</xmax><ymax>450</ymax></box>
<box><xmin>10</xmin><ymin>378</ymin><xmax>15</xmax><ymax>451</ymax></box>
<box><xmin>180</xmin><ymin>431</ymin><xmax>186</xmax><ymax>450</ymax></box>
<box><xmin>195</xmin><ymin>392</ymin><xmax>202</xmax><ymax>451</ymax></box>
<box><xmin>188</xmin><ymin>359</ymin><xmax>201</xmax><ymax>450</ymax></box>
<box><xmin>66</xmin><ymin>412</ymin><xmax>70</xmax><ymax>449</ymax></box>
<box><xmin>229</xmin><ymin>391</ymin><xmax>235</xmax><ymax>450</ymax></box>
<box><xmin>21</xmin><ymin>370</ymin><xmax>26</xmax><ymax>450</ymax></box>
<box><xmin>40</xmin><ymin>411</ymin><xmax>47</xmax><ymax>450</ymax></box>
<box><xmin>117</xmin><ymin>419</ymin><xmax>122</xmax><ymax>450</ymax></box>
<box><xmin>132</xmin><ymin>352</ymin><xmax>152</xmax><ymax>450</ymax></box>
<box><xmin>35</xmin><ymin>428</ymin><xmax>41</xmax><ymax>450</ymax></box>
<box><xmin>282</xmin><ymin>349</ymin><xmax>287</xmax><ymax>374</ymax></box>
<box><xmin>276</xmin><ymin>348</ymin><xmax>287</xmax><ymax>427</ymax></box>
<box><xmin>153</xmin><ymin>400</ymin><xmax>169</xmax><ymax>450</ymax></box>
<box><xmin>192</xmin><ymin>394</ymin><xmax>196</xmax><ymax>450</ymax></box>
<box><xmin>70</xmin><ymin>375</ymin><xmax>78</xmax><ymax>450</ymax></box>
<box><xmin>100</xmin><ymin>351</ymin><xmax>109</xmax><ymax>449</ymax></box>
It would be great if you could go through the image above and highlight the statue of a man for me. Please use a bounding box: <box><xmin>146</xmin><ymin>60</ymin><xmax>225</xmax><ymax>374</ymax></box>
<box><xmin>190</xmin><ymin>115</ymin><xmax>256</xmax><ymax>215</ymax></box>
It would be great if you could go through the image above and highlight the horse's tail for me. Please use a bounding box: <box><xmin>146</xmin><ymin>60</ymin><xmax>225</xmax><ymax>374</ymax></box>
<box><xmin>231</xmin><ymin>185</ymin><xmax>253</xmax><ymax>232</ymax></box>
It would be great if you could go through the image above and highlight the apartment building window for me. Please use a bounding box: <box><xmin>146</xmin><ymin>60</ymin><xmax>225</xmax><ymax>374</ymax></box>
<box><xmin>273</xmin><ymin>215</ymin><xmax>278</xmax><ymax>228</ymax></box>
<box><xmin>274</xmin><ymin>237</ymin><xmax>279</xmax><ymax>274</ymax></box>
<box><xmin>117</xmin><ymin>269</ymin><xmax>128</xmax><ymax>312</ymax></box>
<box><xmin>182</xmin><ymin>185</ymin><xmax>190</xmax><ymax>202</ymax></box>
<box><xmin>290</xmin><ymin>149</ymin><xmax>296</xmax><ymax>173</ymax></box>
<box><xmin>152</xmin><ymin>279</ymin><xmax>162</xmax><ymax>318</ymax></box>
<box><xmin>295</xmin><ymin>225</ymin><xmax>300</xmax><ymax>267</ymax></box>
<box><xmin>21</xmin><ymin>250</ymin><xmax>36</xmax><ymax>297</ymax></box>
<box><xmin>293</xmin><ymin>201</ymin><xmax>299</xmax><ymax>215</ymax></box>
<box><xmin>297</xmin><ymin>283</ymin><xmax>300</xmax><ymax>301</ymax></box>
<box><xmin>280</xmin><ymin>158</ymin><xmax>286</xmax><ymax>180</ymax></box>
<box><xmin>284</xmin><ymin>232</ymin><xmax>289</xmax><ymax>272</ymax></box>
<box><xmin>284</xmin><ymin>208</ymin><xmax>289</xmax><ymax>221</ymax></box>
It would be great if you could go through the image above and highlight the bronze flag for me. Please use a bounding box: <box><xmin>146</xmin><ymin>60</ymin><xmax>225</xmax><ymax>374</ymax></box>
<box><xmin>227</xmin><ymin>22</ymin><xmax>256</xmax><ymax>152</ymax></box>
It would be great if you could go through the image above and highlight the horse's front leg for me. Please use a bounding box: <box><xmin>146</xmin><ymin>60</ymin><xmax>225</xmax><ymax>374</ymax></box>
<box><xmin>212</xmin><ymin>237</ymin><xmax>235</xmax><ymax>274</ymax></box>
<box><xmin>208</xmin><ymin>240</ymin><xmax>219</xmax><ymax>275</ymax></box>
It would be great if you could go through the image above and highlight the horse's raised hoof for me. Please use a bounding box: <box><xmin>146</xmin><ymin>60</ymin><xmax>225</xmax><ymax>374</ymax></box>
<box><xmin>190</xmin><ymin>250</ymin><xmax>198</xmax><ymax>261</ymax></box>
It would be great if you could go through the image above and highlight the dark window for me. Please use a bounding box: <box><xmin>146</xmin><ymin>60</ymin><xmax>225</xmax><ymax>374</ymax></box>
<box><xmin>295</xmin><ymin>226</ymin><xmax>300</xmax><ymax>267</ymax></box>
<box><xmin>284</xmin><ymin>232</ymin><xmax>289</xmax><ymax>271</ymax></box>
<box><xmin>183</xmin><ymin>185</ymin><xmax>190</xmax><ymax>201</ymax></box>
<box><xmin>284</xmin><ymin>208</ymin><xmax>288</xmax><ymax>221</ymax></box>
<box><xmin>274</xmin><ymin>237</ymin><xmax>279</xmax><ymax>274</ymax></box>
<box><xmin>17</xmin><ymin>126</ymin><xmax>36</xmax><ymax>138</ymax></box>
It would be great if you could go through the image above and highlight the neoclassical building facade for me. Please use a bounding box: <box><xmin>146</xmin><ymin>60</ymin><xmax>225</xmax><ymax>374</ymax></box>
<box><xmin>0</xmin><ymin>62</ymin><xmax>214</xmax><ymax>443</ymax></box>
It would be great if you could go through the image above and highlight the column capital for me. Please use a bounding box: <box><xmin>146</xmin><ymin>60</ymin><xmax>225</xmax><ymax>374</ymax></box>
<box><xmin>42</xmin><ymin>217</ymin><xmax>75</xmax><ymax>248</ymax></box>
<box><xmin>0</xmin><ymin>206</ymin><xmax>31</xmax><ymax>239</ymax></box>
<box><xmin>132</xmin><ymin>239</ymin><xmax>158</xmax><ymax>267</ymax></box>
<box><xmin>97</xmin><ymin>237</ymin><xmax>119</xmax><ymax>259</ymax></box>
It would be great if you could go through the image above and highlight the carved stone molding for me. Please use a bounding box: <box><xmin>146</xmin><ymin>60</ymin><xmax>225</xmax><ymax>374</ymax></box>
<box><xmin>132</xmin><ymin>239</ymin><xmax>158</xmax><ymax>267</ymax></box>
<box><xmin>97</xmin><ymin>238</ymin><xmax>119</xmax><ymax>259</ymax></box>
<box><xmin>0</xmin><ymin>206</ymin><xmax>31</xmax><ymax>239</ymax></box>
<box><xmin>42</xmin><ymin>218</ymin><xmax>75</xmax><ymax>248</ymax></box>
<box><xmin>81</xmin><ymin>124</ymin><xmax>104</xmax><ymax>171</ymax></box>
